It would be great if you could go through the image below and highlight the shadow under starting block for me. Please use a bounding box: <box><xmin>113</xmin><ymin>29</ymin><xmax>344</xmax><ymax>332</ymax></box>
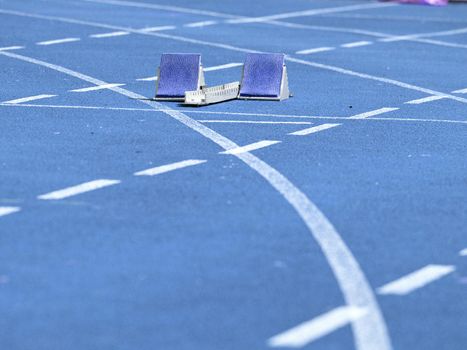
<box><xmin>155</xmin><ymin>53</ymin><xmax>205</xmax><ymax>101</ymax></box>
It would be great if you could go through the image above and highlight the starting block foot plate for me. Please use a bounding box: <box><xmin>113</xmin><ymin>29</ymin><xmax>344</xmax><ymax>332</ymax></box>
<box><xmin>239</xmin><ymin>53</ymin><xmax>290</xmax><ymax>101</ymax></box>
<box><xmin>155</xmin><ymin>53</ymin><xmax>205</xmax><ymax>101</ymax></box>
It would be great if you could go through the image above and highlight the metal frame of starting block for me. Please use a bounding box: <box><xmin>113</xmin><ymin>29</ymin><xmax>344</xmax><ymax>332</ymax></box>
<box><xmin>184</xmin><ymin>82</ymin><xmax>240</xmax><ymax>106</ymax></box>
<box><xmin>155</xmin><ymin>53</ymin><xmax>205</xmax><ymax>101</ymax></box>
<box><xmin>238</xmin><ymin>53</ymin><xmax>290</xmax><ymax>101</ymax></box>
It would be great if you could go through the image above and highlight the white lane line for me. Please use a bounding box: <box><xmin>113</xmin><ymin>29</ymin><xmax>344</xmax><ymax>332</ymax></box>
<box><xmin>286</xmin><ymin>56</ymin><xmax>467</xmax><ymax>105</ymax></box>
<box><xmin>139</xmin><ymin>26</ymin><xmax>176</xmax><ymax>33</ymax></box>
<box><xmin>3</xmin><ymin>103</ymin><xmax>467</xmax><ymax>125</ymax></box>
<box><xmin>220</xmin><ymin>140</ymin><xmax>281</xmax><ymax>155</ymax></box>
<box><xmin>341</xmin><ymin>41</ymin><xmax>372</xmax><ymax>48</ymax></box>
<box><xmin>227</xmin><ymin>3</ymin><xmax>396</xmax><ymax>24</ymax></box>
<box><xmin>317</xmin><ymin>12</ymin><xmax>467</xmax><ymax>24</ymax></box>
<box><xmin>348</xmin><ymin>107</ymin><xmax>399</xmax><ymax>120</ymax></box>
<box><xmin>69</xmin><ymin>83</ymin><xmax>125</xmax><ymax>92</ymax></box>
<box><xmin>2</xmin><ymin>94</ymin><xmax>56</xmax><ymax>104</ymax></box>
<box><xmin>79</xmin><ymin>0</ymin><xmax>466</xmax><ymax>53</ymax></box>
<box><xmin>0</xmin><ymin>206</ymin><xmax>21</xmax><ymax>217</ymax></box>
<box><xmin>289</xmin><ymin>123</ymin><xmax>341</xmax><ymax>136</ymax></box>
<box><xmin>198</xmin><ymin>120</ymin><xmax>312</xmax><ymax>125</ymax></box>
<box><xmin>268</xmin><ymin>306</ymin><xmax>367</xmax><ymax>348</ymax></box>
<box><xmin>36</xmin><ymin>37</ymin><xmax>80</xmax><ymax>46</ymax></box>
<box><xmin>380</xmin><ymin>27</ymin><xmax>467</xmax><ymax>43</ymax></box>
<box><xmin>452</xmin><ymin>87</ymin><xmax>467</xmax><ymax>94</ymax></box>
<box><xmin>0</xmin><ymin>45</ymin><xmax>24</xmax><ymax>51</ymax></box>
<box><xmin>377</xmin><ymin>265</ymin><xmax>455</xmax><ymax>296</ymax></box>
<box><xmin>77</xmin><ymin>0</ymin><xmax>423</xmax><ymax>47</ymax></box>
<box><xmin>405</xmin><ymin>95</ymin><xmax>446</xmax><ymax>105</ymax></box>
<box><xmin>415</xmin><ymin>37</ymin><xmax>467</xmax><ymax>50</ymax></box>
<box><xmin>184</xmin><ymin>20</ymin><xmax>218</xmax><ymax>28</ymax></box>
<box><xmin>1</xmin><ymin>49</ymin><xmax>393</xmax><ymax>350</ymax></box>
<box><xmin>204</xmin><ymin>62</ymin><xmax>243</xmax><ymax>72</ymax></box>
<box><xmin>3</xmin><ymin>8</ymin><xmax>466</xmax><ymax>106</ymax></box>
<box><xmin>90</xmin><ymin>31</ymin><xmax>130</xmax><ymax>38</ymax></box>
<box><xmin>38</xmin><ymin>179</ymin><xmax>120</xmax><ymax>200</ymax></box>
<box><xmin>459</xmin><ymin>248</ymin><xmax>467</xmax><ymax>256</ymax></box>
<box><xmin>81</xmin><ymin>0</ymin><xmax>238</xmax><ymax>19</ymax></box>
<box><xmin>136</xmin><ymin>76</ymin><xmax>158</xmax><ymax>81</ymax></box>
<box><xmin>296</xmin><ymin>47</ymin><xmax>335</xmax><ymax>55</ymax></box>
<box><xmin>0</xmin><ymin>103</ymin><xmax>159</xmax><ymax>112</ymax></box>
<box><xmin>134</xmin><ymin>159</ymin><xmax>206</xmax><ymax>176</ymax></box>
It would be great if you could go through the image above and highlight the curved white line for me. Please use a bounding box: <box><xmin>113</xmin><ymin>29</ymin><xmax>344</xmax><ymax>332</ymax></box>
<box><xmin>0</xmin><ymin>50</ymin><xmax>392</xmax><ymax>350</ymax></box>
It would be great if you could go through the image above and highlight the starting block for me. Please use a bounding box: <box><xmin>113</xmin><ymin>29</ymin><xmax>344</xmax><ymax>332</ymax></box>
<box><xmin>238</xmin><ymin>53</ymin><xmax>290</xmax><ymax>101</ymax></box>
<box><xmin>155</xmin><ymin>53</ymin><xmax>205</xmax><ymax>101</ymax></box>
<box><xmin>155</xmin><ymin>52</ymin><xmax>290</xmax><ymax>105</ymax></box>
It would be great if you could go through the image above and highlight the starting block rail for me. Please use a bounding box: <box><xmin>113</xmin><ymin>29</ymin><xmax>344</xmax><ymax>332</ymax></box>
<box><xmin>184</xmin><ymin>82</ymin><xmax>240</xmax><ymax>106</ymax></box>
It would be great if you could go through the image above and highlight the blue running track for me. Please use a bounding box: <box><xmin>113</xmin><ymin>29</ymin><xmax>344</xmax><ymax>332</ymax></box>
<box><xmin>0</xmin><ymin>0</ymin><xmax>466</xmax><ymax>349</ymax></box>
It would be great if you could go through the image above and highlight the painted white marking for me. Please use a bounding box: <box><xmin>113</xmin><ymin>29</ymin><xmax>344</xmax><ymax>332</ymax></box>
<box><xmin>269</xmin><ymin>306</ymin><xmax>367</xmax><ymax>348</ymax></box>
<box><xmin>405</xmin><ymin>95</ymin><xmax>446</xmax><ymax>105</ymax></box>
<box><xmin>85</xmin><ymin>0</ymin><xmax>467</xmax><ymax>53</ymax></box>
<box><xmin>139</xmin><ymin>26</ymin><xmax>176</xmax><ymax>33</ymax></box>
<box><xmin>78</xmin><ymin>0</ymin><xmax>426</xmax><ymax>51</ymax></box>
<box><xmin>227</xmin><ymin>3</ymin><xmax>396</xmax><ymax>24</ymax></box>
<box><xmin>380</xmin><ymin>27</ymin><xmax>467</xmax><ymax>43</ymax></box>
<box><xmin>90</xmin><ymin>31</ymin><xmax>130</xmax><ymax>38</ymax></box>
<box><xmin>0</xmin><ymin>103</ymin><xmax>159</xmax><ymax>112</ymax></box>
<box><xmin>296</xmin><ymin>47</ymin><xmax>335</xmax><ymax>55</ymax></box>
<box><xmin>289</xmin><ymin>123</ymin><xmax>341</xmax><ymax>136</ymax></box>
<box><xmin>203</xmin><ymin>62</ymin><xmax>243</xmax><ymax>72</ymax></box>
<box><xmin>38</xmin><ymin>179</ymin><xmax>120</xmax><ymax>200</ymax></box>
<box><xmin>36</xmin><ymin>37</ymin><xmax>80</xmax><ymax>45</ymax></box>
<box><xmin>220</xmin><ymin>140</ymin><xmax>280</xmax><ymax>155</ymax></box>
<box><xmin>2</xmin><ymin>8</ymin><xmax>466</xmax><ymax>106</ymax></box>
<box><xmin>184</xmin><ymin>20</ymin><xmax>217</xmax><ymax>28</ymax></box>
<box><xmin>349</xmin><ymin>107</ymin><xmax>399</xmax><ymax>120</ymax></box>
<box><xmin>0</xmin><ymin>5</ymin><xmax>462</xmax><ymax>52</ymax></box>
<box><xmin>0</xmin><ymin>48</ymin><xmax>392</xmax><ymax>350</ymax></box>
<box><xmin>452</xmin><ymin>88</ymin><xmax>467</xmax><ymax>94</ymax></box>
<box><xmin>81</xmin><ymin>0</ymin><xmax>238</xmax><ymax>19</ymax></box>
<box><xmin>317</xmin><ymin>12</ymin><xmax>467</xmax><ymax>24</ymax></box>
<box><xmin>134</xmin><ymin>159</ymin><xmax>206</xmax><ymax>176</ymax></box>
<box><xmin>286</xmin><ymin>56</ymin><xmax>467</xmax><ymax>105</ymax></box>
<box><xmin>2</xmin><ymin>103</ymin><xmax>467</xmax><ymax>125</ymax></box>
<box><xmin>0</xmin><ymin>46</ymin><xmax>24</xmax><ymax>51</ymax></box>
<box><xmin>341</xmin><ymin>41</ymin><xmax>372</xmax><ymax>48</ymax></box>
<box><xmin>415</xmin><ymin>38</ymin><xmax>467</xmax><ymax>50</ymax></box>
<box><xmin>377</xmin><ymin>265</ymin><xmax>455</xmax><ymax>296</ymax></box>
<box><xmin>265</xmin><ymin>20</ymin><xmax>391</xmax><ymax>38</ymax></box>
<box><xmin>198</xmin><ymin>120</ymin><xmax>311</xmax><ymax>125</ymax></box>
<box><xmin>460</xmin><ymin>248</ymin><xmax>467</xmax><ymax>256</ymax></box>
<box><xmin>0</xmin><ymin>206</ymin><xmax>21</xmax><ymax>217</ymax></box>
<box><xmin>137</xmin><ymin>76</ymin><xmax>157</xmax><ymax>81</ymax></box>
<box><xmin>3</xmin><ymin>94</ymin><xmax>56</xmax><ymax>104</ymax></box>
<box><xmin>69</xmin><ymin>83</ymin><xmax>125</xmax><ymax>92</ymax></box>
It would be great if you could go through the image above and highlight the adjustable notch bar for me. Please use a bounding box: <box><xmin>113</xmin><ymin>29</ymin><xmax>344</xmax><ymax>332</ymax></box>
<box><xmin>184</xmin><ymin>82</ymin><xmax>240</xmax><ymax>106</ymax></box>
